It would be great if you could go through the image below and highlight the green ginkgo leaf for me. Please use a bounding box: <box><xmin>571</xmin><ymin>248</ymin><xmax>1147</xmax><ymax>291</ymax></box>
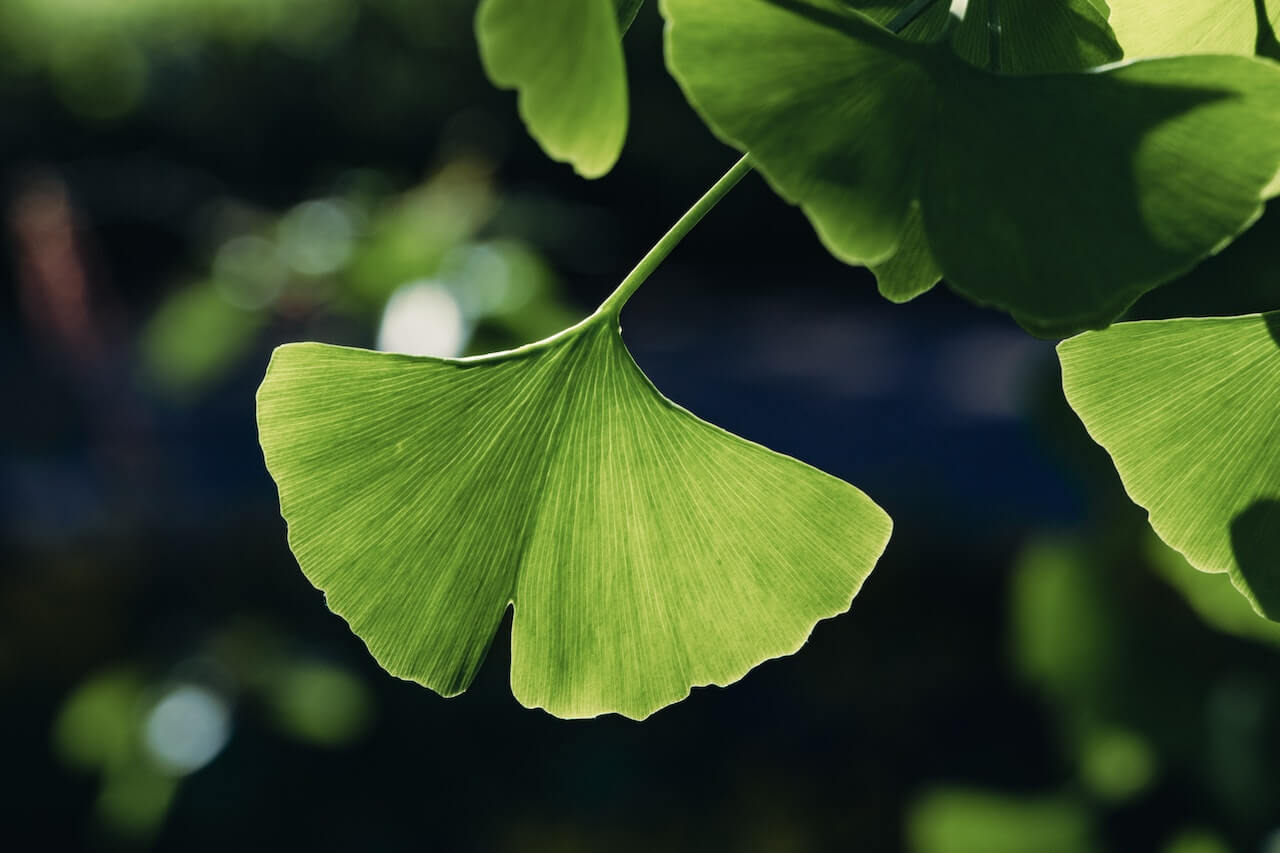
<box><xmin>476</xmin><ymin>0</ymin><xmax>633</xmax><ymax>178</ymax></box>
<box><xmin>1059</xmin><ymin>313</ymin><xmax>1280</xmax><ymax>619</ymax></box>
<box><xmin>257</xmin><ymin>315</ymin><xmax>891</xmax><ymax>720</ymax></box>
<box><xmin>871</xmin><ymin>203</ymin><xmax>941</xmax><ymax>303</ymax></box>
<box><xmin>661</xmin><ymin>0</ymin><xmax>1280</xmax><ymax>334</ymax></box>
<box><xmin>1108</xmin><ymin>0</ymin><xmax>1280</xmax><ymax>59</ymax></box>
<box><xmin>948</xmin><ymin>0</ymin><xmax>1122</xmax><ymax>73</ymax></box>
<box><xmin>846</xmin><ymin>0</ymin><xmax>1121</xmax><ymax>71</ymax></box>
<box><xmin>847</xmin><ymin>0</ymin><xmax>1123</xmax><ymax>303</ymax></box>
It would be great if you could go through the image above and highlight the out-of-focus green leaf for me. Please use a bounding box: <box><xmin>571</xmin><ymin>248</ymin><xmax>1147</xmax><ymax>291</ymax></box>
<box><xmin>138</xmin><ymin>282</ymin><xmax>265</xmax><ymax>398</ymax></box>
<box><xmin>1011</xmin><ymin>541</ymin><xmax>1114</xmax><ymax>699</ymax></box>
<box><xmin>908</xmin><ymin>788</ymin><xmax>1098</xmax><ymax>853</ymax></box>
<box><xmin>268</xmin><ymin>662</ymin><xmax>373</xmax><ymax>746</ymax></box>
<box><xmin>662</xmin><ymin>0</ymin><xmax>1280</xmax><ymax>335</ymax></box>
<box><xmin>344</xmin><ymin>162</ymin><xmax>495</xmax><ymax>307</ymax></box>
<box><xmin>1059</xmin><ymin>314</ymin><xmax>1280</xmax><ymax>619</ymax></box>
<box><xmin>53</xmin><ymin>669</ymin><xmax>144</xmax><ymax>773</ymax></box>
<box><xmin>257</xmin><ymin>314</ymin><xmax>891</xmax><ymax>719</ymax></box>
<box><xmin>1109</xmin><ymin>0</ymin><xmax>1280</xmax><ymax>59</ymax></box>
<box><xmin>476</xmin><ymin>0</ymin><xmax>628</xmax><ymax>178</ymax></box>
<box><xmin>1079</xmin><ymin>727</ymin><xmax>1157</xmax><ymax>802</ymax></box>
<box><xmin>95</xmin><ymin>767</ymin><xmax>178</xmax><ymax>840</ymax></box>
<box><xmin>1162</xmin><ymin>829</ymin><xmax>1233</xmax><ymax>853</ymax></box>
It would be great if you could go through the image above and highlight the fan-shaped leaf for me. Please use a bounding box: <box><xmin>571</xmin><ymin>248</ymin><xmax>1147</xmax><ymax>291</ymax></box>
<box><xmin>661</xmin><ymin>0</ymin><xmax>1280</xmax><ymax>335</ymax></box>
<box><xmin>476</xmin><ymin>0</ymin><xmax>630</xmax><ymax>178</ymax></box>
<box><xmin>257</xmin><ymin>316</ymin><xmax>892</xmax><ymax>719</ymax></box>
<box><xmin>1059</xmin><ymin>314</ymin><xmax>1280</xmax><ymax>619</ymax></box>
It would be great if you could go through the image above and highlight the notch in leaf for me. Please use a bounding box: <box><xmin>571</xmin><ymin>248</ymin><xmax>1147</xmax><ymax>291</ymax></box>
<box><xmin>1059</xmin><ymin>313</ymin><xmax>1280</xmax><ymax>620</ymax></box>
<box><xmin>257</xmin><ymin>314</ymin><xmax>891</xmax><ymax>720</ymax></box>
<box><xmin>476</xmin><ymin>0</ymin><xmax>641</xmax><ymax>178</ymax></box>
<box><xmin>661</xmin><ymin>0</ymin><xmax>1280</xmax><ymax>335</ymax></box>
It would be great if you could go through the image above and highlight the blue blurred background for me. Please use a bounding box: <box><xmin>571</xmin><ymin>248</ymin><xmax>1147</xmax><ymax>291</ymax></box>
<box><xmin>4</xmin><ymin>1</ymin><xmax>1280</xmax><ymax>849</ymax></box>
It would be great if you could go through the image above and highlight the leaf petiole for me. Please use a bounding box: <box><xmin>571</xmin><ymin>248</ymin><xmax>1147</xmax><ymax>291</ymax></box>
<box><xmin>595</xmin><ymin>153</ymin><xmax>754</xmax><ymax>318</ymax></box>
<box><xmin>597</xmin><ymin>3</ymin><xmax>937</xmax><ymax>321</ymax></box>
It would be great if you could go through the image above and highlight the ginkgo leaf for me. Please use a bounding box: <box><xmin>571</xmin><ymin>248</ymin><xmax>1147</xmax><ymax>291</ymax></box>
<box><xmin>1059</xmin><ymin>313</ymin><xmax>1280</xmax><ymax>619</ymax></box>
<box><xmin>476</xmin><ymin>0</ymin><xmax>631</xmax><ymax>178</ymax></box>
<box><xmin>871</xmin><ymin>203</ymin><xmax>941</xmax><ymax>303</ymax></box>
<box><xmin>845</xmin><ymin>0</ymin><xmax>1121</xmax><ymax>71</ymax></box>
<box><xmin>257</xmin><ymin>315</ymin><xmax>892</xmax><ymax>720</ymax></box>
<box><xmin>844</xmin><ymin>0</ymin><xmax>1121</xmax><ymax>304</ymax></box>
<box><xmin>948</xmin><ymin>0</ymin><xmax>1121</xmax><ymax>73</ymax></box>
<box><xmin>1109</xmin><ymin>0</ymin><xmax>1280</xmax><ymax>59</ymax></box>
<box><xmin>661</xmin><ymin>0</ymin><xmax>1280</xmax><ymax>335</ymax></box>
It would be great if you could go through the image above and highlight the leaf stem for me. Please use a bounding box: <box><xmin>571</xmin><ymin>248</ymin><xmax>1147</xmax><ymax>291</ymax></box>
<box><xmin>595</xmin><ymin>153</ymin><xmax>754</xmax><ymax>318</ymax></box>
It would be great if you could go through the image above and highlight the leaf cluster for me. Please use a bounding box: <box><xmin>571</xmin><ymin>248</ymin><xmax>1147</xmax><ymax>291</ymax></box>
<box><xmin>256</xmin><ymin>0</ymin><xmax>1280</xmax><ymax>718</ymax></box>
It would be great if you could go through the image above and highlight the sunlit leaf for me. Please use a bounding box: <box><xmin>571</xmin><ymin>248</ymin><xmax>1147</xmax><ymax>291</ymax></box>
<box><xmin>1109</xmin><ymin>0</ymin><xmax>1280</xmax><ymax>59</ymax></box>
<box><xmin>257</xmin><ymin>315</ymin><xmax>891</xmax><ymax>719</ymax></box>
<box><xmin>1059</xmin><ymin>314</ymin><xmax>1280</xmax><ymax>619</ymax></box>
<box><xmin>476</xmin><ymin>0</ymin><xmax>629</xmax><ymax>178</ymax></box>
<box><xmin>661</xmin><ymin>0</ymin><xmax>1280</xmax><ymax>334</ymax></box>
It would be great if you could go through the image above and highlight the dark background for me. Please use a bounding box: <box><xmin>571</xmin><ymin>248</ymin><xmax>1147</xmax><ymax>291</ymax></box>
<box><xmin>4</xmin><ymin>2</ymin><xmax>1280</xmax><ymax>850</ymax></box>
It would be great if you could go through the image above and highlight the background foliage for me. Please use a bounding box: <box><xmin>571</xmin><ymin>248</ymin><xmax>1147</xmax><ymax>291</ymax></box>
<box><xmin>4</xmin><ymin>0</ymin><xmax>1280</xmax><ymax>849</ymax></box>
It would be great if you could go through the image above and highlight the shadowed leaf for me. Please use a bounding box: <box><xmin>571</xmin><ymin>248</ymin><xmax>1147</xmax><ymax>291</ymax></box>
<box><xmin>662</xmin><ymin>0</ymin><xmax>1280</xmax><ymax>335</ymax></box>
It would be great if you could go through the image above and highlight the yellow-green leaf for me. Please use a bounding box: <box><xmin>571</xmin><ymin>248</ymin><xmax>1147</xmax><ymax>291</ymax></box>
<box><xmin>257</xmin><ymin>316</ymin><xmax>891</xmax><ymax>719</ymax></box>
<box><xmin>1059</xmin><ymin>314</ymin><xmax>1280</xmax><ymax>619</ymax></box>
<box><xmin>1109</xmin><ymin>0</ymin><xmax>1280</xmax><ymax>58</ymax></box>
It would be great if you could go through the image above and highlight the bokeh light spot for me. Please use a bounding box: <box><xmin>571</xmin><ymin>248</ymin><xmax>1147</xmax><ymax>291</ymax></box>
<box><xmin>377</xmin><ymin>280</ymin><xmax>467</xmax><ymax>357</ymax></box>
<box><xmin>143</xmin><ymin>684</ymin><xmax>231</xmax><ymax>776</ymax></box>
<box><xmin>277</xmin><ymin>199</ymin><xmax>356</xmax><ymax>277</ymax></box>
<box><xmin>213</xmin><ymin>234</ymin><xmax>287</xmax><ymax>310</ymax></box>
